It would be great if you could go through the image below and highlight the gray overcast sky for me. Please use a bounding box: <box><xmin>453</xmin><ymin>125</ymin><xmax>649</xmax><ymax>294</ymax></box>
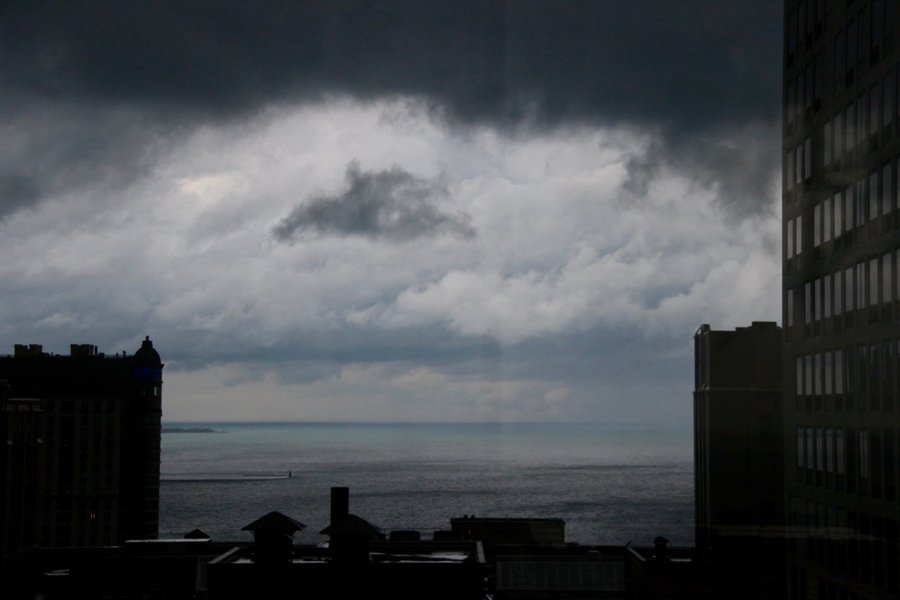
<box><xmin>0</xmin><ymin>1</ymin><xmax>782</xmax><ymax>423</ymax></box>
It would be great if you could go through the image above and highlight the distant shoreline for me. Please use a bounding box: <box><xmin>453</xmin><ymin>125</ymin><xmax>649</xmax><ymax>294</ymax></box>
<box><xmin>161</xmin><ymin>427</ymin><xmax>224</xmax><ymax>434</ymax></box>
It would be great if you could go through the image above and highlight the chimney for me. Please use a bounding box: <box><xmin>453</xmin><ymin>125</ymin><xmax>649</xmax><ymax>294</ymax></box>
<box><xmin>653</xmin><ymin>536</ymin><xmax>670</xmax><ymax>562</ymax></box>
<box><xmin>331</xmin><ymin>487</ymin><xmax>349</xmax><ymax>525</ymax></box>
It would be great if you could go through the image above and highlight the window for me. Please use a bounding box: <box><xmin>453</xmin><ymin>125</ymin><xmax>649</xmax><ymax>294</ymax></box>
<box><xmin>883</xmin><ymin>253</ymin><xmax>893</xmax><ymax>304</ymax></box>
<box><xmin>814</xmin><ymin>203</ymin><xmax>822</xmax><ymax>247</ymax></box>
<box><xmin>897</xmin><ymin>158</ymin><xmax>900</xmax><ymax>210</ymax></box>
<box><xmin>846</xmin><ymin>103</ymin><xmax>855</xmax><ymax>150</ymax></box>
<box><xmin>870</xmin><ymin>258</ymin><xmax>879</xmax><ymax>306</ymax></box>
<box><xmin>816</xmin><ymin>428</ymin><xmax>824</xmax><ymax>471</ymax></box>
<box><xmin>799</xmin><ymin>2</ymin><xmax>808</xmax><ymax>48</ymax></box>
<box><xmin>787</xmin><ymin>79</ymin><xmax>797</xmax><ymax>123</ymax></box>
<box><xmin>798</xmin><ymin>427</ymin><xmax>806</xmax><ymax>467</ymax></box>
<box><xmin>787</xmin><ymin>218</ymin><xmax>795</xmax><ymax>258</ymax></box>
<box><xmin>870</xmin><ymin>170</ymin><xmax>880</xmax><ymax>221</ymax></box>
<box><xmin>806</xmin><ymin>354</ymin><xmax>813</xmax><ymax>394</ymax></box>
<box><xmin>824</xmin><ymin>274</ymin><xmax>832</xmax><ymax>317</ymax></box>
<box><xmin>824</xmin><ymin>197</ymin><xmax>831</xmax><ymax>242</ymax></box>
<box><xmin>834</xmin><ymin>30</ymin><xmax>846</xmax><ymax>82</ymax></box>
<box><xmin>834</xmin><ymin>192</ymin><xmax>843</xmax><ymax>236</ymax></box>
<box><xmin>825</xmin><ymin>350</ymin><xmax>833</xmax><ymax>394</ymax></box>
<box><xmin>835</xmin><ymin>271</ymin><xmax>843</xmax><ymax>315</ymax></box>
<box><xmin>815</xmin><ymin>353</ymin><xmax>822</xmax><ymax>395</ymax></box>
<box><xmin>805</xmin><ymin>63</ymin><xmax>814</xmax><ymax>109</ymax></box>
<box><xmin>835</xmin><ymin>350</ymin><xmax>844</xmax><ymax>394</ymax></box>
<box><xmin>845</xmin><ymin>184</ymin><xmax>855</xmax><ymax>231</ymax></box>
<box><xmin>804</xmin><ymin>137</ymin><xmax>812</xmax><ymax>180</ymax></box>
<box><xmin>872</xmin><ymin>1</ymin><xmax>885</xmax><ymax>58</ymax></box>
<box><xmin>826</xmin><ymin>428</ymin><xmax>835</xmax><ymax>472</ymax></box>
<box><xmin>835</xmin><ymin>110</ymin><xmax>843</xmax><ymax>158</ymax></box>
<box><xmin>786</xmin><ymin>150</ymin><xmax>795</xmax><ymax>190</ymax></box>
<box><xmin>815</xmin><ymin>277</ymin><xmax>823</xmax><ymax>321</ymax></box>
<box><xmin>837</xmin><ymin>429</ymin><xmax>846</xmax><ymax>475</ymax></box>
<box><xmin>797</xmin><ymin>356</ymin><xmax>804</xmax><ymax>395</ymax></box>
<box><xmin>858</xmin><ymin>92</ymin><xmax>867</xmax><ymax>145</ymax></box>
<box><xmin>870</xmin><ymin>83</ymin><xmax>881</xmax><ymax>135</ymax></box>
<box><xmin>805</xmin><ymin>281</ymin><xmax>812</xmax><ymax>323</ymax></box>
<box><xmin>860</xmin><ymin>430</ymin><xmax>870</xmax><ymax>479</ymax></box>
<box><xmin>882</xmin><ymin>162</ymin><xmax>893</xmax><ymax>216</ymax></box>
<box><xmin>859</xmin><ymin>5</ymin><xmax>871</xmax><ymax>66</ymax></box>
<box><xmin>788</xmin><ymin>10</ymin><xmax>798</xmax><ymax>60</ymax></box>
<box><xmin>856</xmin><ymin>178</ymin><xmax>867</xmax><ymax>226</ymax></box>
<box><xmin>824</xmin><ymin>119</ymin><xmax>833</xmax><ymax>165</ymax></box>
<box><xmin>846</xmin><ymin>267</ymin><xmax>854</xmax><ymax>311</ymax></box>
<box><xmin>806</xmin><ymin>427</ymin><xmax>815</xmax><ymax>468</ymax></box>
<box><xmin>787</xmin><ymin>288</ymin><xmax>795</xmax><ymax>327</ymax></box>
<box><xmin>885</xmin><ymin>69</ymin><xmax>896</xmax><ymax>127</ymax></box>
<box><xmin>797</xmin><ymin>215</ymin><xmax>803</xmax><ymax>253</ymax></box>
<box><xmin>857</xmin><ymin>262</ymin><xmax>866</xmax><ymax>309</ymax></box>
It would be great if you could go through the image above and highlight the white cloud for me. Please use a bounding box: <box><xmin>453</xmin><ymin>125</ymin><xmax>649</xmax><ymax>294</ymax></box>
<box><xmin>0</xmin><ymin>97</ymin><xmax>780</xmax><ymax>422</ymax></box>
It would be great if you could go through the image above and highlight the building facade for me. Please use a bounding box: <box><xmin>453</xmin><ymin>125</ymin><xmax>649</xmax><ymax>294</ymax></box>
<box><xmin>693</xmin><ymin>322</ymin><xmax>784</xmax><ymax>598</ymax></box>
<box><xmin>783</xmin><ymin>1</ymin><xmax>900</xmax><ymax>597</ymax></box>
<box><xmin>0</xmin><ymin>337</ymin><xmax>163</xmax><ymax>548</ymax></box>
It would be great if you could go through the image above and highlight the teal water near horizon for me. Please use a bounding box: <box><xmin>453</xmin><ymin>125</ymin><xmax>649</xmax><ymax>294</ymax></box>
<box><xmin>159</xmin><ymin>421</ymin><xmax>693</xmax><ymax>545</ymax></box>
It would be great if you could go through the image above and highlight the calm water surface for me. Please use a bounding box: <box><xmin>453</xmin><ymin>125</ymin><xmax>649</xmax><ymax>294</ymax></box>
<box><xmin>159</xmin><ymin>422</ymin><xmax>693</xmax><ymax>545</ymax></box>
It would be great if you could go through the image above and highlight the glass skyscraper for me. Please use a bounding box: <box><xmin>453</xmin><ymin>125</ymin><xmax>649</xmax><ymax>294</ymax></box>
<box><xmin>783</xmin><ymin>1</ymin><xmax>900</xmax><ymax>597</ymax></box>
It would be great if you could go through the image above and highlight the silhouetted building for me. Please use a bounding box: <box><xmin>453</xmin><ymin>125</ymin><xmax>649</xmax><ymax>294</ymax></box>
<box><xmin>692</xmin><ymin>322</ymin><xmax>785</xmax><ymax>597</ymax></box>
<box><xmin>492</xmin><ymin>543</ymin><xmax>627</xmax><ymax>599</ymax></box>
<box><xmin>783</xmin><ymin>1</ymin><xmax>900</xmax><ymax>597</ymax></box>
<box><xmin>206</xmin><ymin>488</ymin><xmax>488</xmax><ymax>600</ymax></box>
<box><xmin>0</xmin><ymin>383</ymin><xmax>43</xmax><ymax>585</ymax></box>
<box><xmin>451</xmin><ymin>517</ymin><xmax>566</xmax><ymax>548</ymax></box>
<box><xmin>0</xmin><ymin>337</ymin><xmax>163</xmax><ymax>548</ymax></box>
<box><xmin>625</xmin><ymin>538</ymin><xmax>701</xmax><ymax>600</ymax></box>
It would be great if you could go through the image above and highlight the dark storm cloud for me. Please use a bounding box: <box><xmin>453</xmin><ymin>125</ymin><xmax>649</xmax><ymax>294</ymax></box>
<box><xmin>0</xmin><ymin>94</ymin><xmax>182</xmax><ymax>218</ymax></box>
<box><xmin>624</xmin><ymin>121</ymin><xmax>781</xmax><ymax>218</ymax></box>
<box><xmin>0</xmin><ymin>171</ymin><xmax>41</xmax><ymax>214</ymax></box>
<box><xmin>273</xmin><ymin>162</ymin><xmax>474</xmax><ymax>243</ymax></box>
<box><xmin>1</xmin><ymin>1</ymin><xmax>781</xmax><ymax>213</ymax></box>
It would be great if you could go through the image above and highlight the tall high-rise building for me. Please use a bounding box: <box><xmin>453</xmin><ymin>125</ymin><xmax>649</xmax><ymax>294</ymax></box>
<box><xmin>783</xmin><ymin>1</ymin><xmax>900</xmax><ymax>597</ymax></box>
<box><xmin>0</xmin><ymin>337</ymin><xmax>163</xmax><ymax>547</ymax></box>
<box><xmin>693</xmin><ymin>322</ymin><xmax>784</xmax><ymax>598</ymax></box>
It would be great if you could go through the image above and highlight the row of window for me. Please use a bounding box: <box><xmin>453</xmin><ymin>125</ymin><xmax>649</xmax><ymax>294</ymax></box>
<box><xmin>815</xmin><ymin>159</ymin><xmax>897</xmax><ymax>248</ymax></box>
<box><xmin>823</xmin><ymin>68</ymin><xmax>898</xmax><ymax>163</ymax></box>
<box><xmin>797</xmin><ymin>426</ymin><xmax>849</xmax><ymax>474</ymax></box>
<box><xmin>786</xmin><ymin>250</ymin><xmax>897</xmax><ymax>327</ymax></box>
<box><xmin>786</xmin><ymin>1</ymin><xmax>899</xmax><ymax>123</ymax></box>
<box><xmin>794</xmin><ymin>341</ymin><xmax>899</xmax><ymax>412</ymax></box>
<box><xmin>786</xmin><ymin>137</ymin><xmax>814</xmax><ymax>191</ymax></box>
<box><xmin>786</xmin><ymin>59</ymin><xmax>823</xmax><ymax>125</ymax></box>
<box><xmin>832</xmin><ymin>0</ymin><xmax>896</xmax><ymax>81</ymax></box>
<box><xmin>795</xmin><ymin>425</ymin><xmax>899</xmax><ymax>504</ymax></box>
<box><xmin>786</xmin><ymin>0</ymin><xmax>830</xmax><ymax>66</ymax></box>
<box><xmin>787</xmin><ymin>99</ymin><xmax>899</xmax><ymax>197</ymax></box>
<box><xmin>790</xmin><ymin>501</ymin><xmax>900</xmax><ymax>595</ymax></box>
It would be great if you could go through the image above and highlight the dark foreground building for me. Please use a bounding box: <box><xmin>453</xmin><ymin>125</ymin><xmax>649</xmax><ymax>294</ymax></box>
<box><xmin>0</xmin><ymin>338</ymin><xmax>163</xmax><ymax>550</ymax></box>
<box><xmin>783</xmin><ymin>1</ymin><xmax>900</xmax><ymax>597</ymax></box>
<box><xmin>26</xmin><ymin>487</ymin><xmax>648</xmax><ymax>600</ymax></box>
<box><xmin>693</xmin><ymin>322</ymin><xmax>785</xmax><ymax>598</ymax></box>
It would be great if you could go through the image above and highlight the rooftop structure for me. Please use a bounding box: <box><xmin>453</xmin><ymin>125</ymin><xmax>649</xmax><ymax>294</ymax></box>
<box><xmin>0</xmin><ymin>338</ymin><xmax>163</xmax><ymax>548</ymax></box>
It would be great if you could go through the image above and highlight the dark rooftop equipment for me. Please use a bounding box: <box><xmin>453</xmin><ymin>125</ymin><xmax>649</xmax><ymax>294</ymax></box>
<box><xmin>183</xmin><ymin>528</ymin><xmax>210</xmax><ymax>540</ymax></box>
<box><xmin>389</xmin><ymin>530</ymin><xmax>421</xmax><ymax>542</ymax></box>
<box><xmin>321</xmin><ymin>488</ymin><xmax>380</xmax><ymax>566</ymax></box>
<box><xmin>241</xmin><ymin>511</ymin><xmax>306</xmax><ymax>566</ymax></box>
<box><xmin>330</xmin><ymin>486</ymin><xmax>349</xmax><ymax>525</ymax></box>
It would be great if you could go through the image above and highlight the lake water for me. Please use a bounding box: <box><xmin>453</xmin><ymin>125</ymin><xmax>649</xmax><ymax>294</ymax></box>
<box><xmin>159</xmin><ymin>421</ymin><xmax>693</xmax><ymax>546</ymax></box>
